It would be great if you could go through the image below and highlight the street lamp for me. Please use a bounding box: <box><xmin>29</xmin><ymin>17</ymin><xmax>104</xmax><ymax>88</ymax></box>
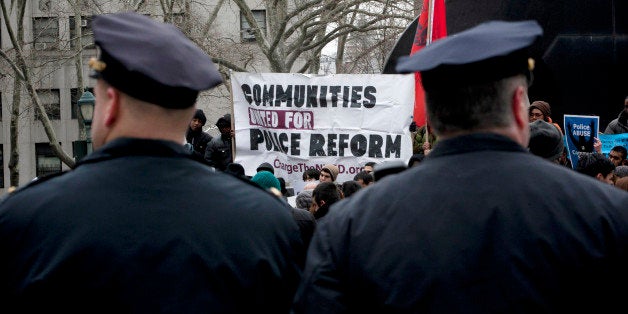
<box><xmin>78</xmin><ymin>91</ymin><xmax>95</xmax><ymax>153</ymax></box>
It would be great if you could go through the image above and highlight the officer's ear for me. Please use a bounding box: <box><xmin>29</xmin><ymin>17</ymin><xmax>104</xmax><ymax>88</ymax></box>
<box><xmin>103</xmin><ymin>86</ymin><xmax>120</xmax><ymax>127</ymax></box>
<box><xmin>511</xmin><ymin>85</ymin><xmax>529</xmax><ymax>130</ymax></box>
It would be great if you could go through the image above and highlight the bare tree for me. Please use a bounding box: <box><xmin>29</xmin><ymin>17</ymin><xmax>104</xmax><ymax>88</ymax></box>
<box><xmin>0</xmin><ymin>0</ymin><xmax>27</xmax><ymax>187</ymax></box>
<box><xmin>0</xmin><ymin>0</ymin><xmax>417</xmax><ymax>187</ymax></box>
<box><xmin>156</xmin><ymin>0</ymin><xmax>415</xmax><ymax>76</ymax></box>
<box><xmin>2</xmin><ymin>0</ymin><xmax>78</xmax><ymax>185</ymax></box>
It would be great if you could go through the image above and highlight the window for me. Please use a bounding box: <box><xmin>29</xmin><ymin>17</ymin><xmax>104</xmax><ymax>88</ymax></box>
<box><xmin>35</xmin><ymin>89</ymin><xmax>61</xmax><ymax>120</ymax></box>
<box><xmin>69</xmin><ymin>16</ymin><xmax>94</xmax><ymax>49</ymax></box>
<box><xmin>240</xmin><ymin>10</ymin><xmax>266</xmax><ymax>42</ymax></box>
<box><xmin>70</xmin><ymin>87</ymin><xmax>93</xmax><ymax>119</ymax></box>
<box><xmin>33</xmin><ymin>17</ymin><xmax>59</xmax><ymax>51</ymax></box>
<box><xmin>36</xmin><ymin>143</ymin><xmax>61</xmax><ymax>178</ymax></box>
<box><xmin>0</xmin><ymin>144</ymin><xmax>4</xmax><ymax>188</ymax></box>
<box><xmin>38</xmin><ymin>0</ymin><xmax>51</xmax><ymax>11</ymax></box>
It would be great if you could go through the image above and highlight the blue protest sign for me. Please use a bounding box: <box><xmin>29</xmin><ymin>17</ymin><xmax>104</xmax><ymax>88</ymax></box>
<box><xmin>599</xmin><ymin>133</ymin><xmax>628</xmax><ymax>155</ymax></box>
<box><xmin>563</xmin><ymin>115</ymin><xmax>599</xmax><ymax>169</ymax></box>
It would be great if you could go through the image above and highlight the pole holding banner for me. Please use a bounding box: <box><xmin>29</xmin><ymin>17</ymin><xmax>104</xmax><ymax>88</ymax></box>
<box><xmin>411</xmin><ymin>0</ymin><xmax>447</xmax><ymax>133</ymax></box>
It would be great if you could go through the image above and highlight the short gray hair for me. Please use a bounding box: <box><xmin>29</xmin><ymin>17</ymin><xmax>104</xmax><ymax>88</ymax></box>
<box><xmin>425</xmin><ymin>75</ymin><xmax>525</xmax><ymax>135</ymax></box>
<box><xmin>615</xmin><ymin>166</ymin><xmax>628</xmax><ymax>178</ymax></box>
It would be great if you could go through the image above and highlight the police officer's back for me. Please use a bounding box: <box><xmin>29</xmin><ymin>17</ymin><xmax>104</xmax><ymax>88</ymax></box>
<box><xmin>294</xmin><ymin>21</ymin><xmax>628</xmax><ymax>313</ymax></box>
<box><xmin>0</xmin><ymin>13</ymin><xmax>302</xmax><ymax>313</ymax></box>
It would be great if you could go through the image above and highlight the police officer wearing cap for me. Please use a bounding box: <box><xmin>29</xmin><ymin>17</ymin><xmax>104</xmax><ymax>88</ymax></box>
<box><xmin>294</xmin><ymin>20</ymin><xmax>628</xmax><ymax>313</ymax></box>
<box><xmin>0</xmin><ymin>13</ymin><xmax>302</xmax><ymax>312</ymax></box>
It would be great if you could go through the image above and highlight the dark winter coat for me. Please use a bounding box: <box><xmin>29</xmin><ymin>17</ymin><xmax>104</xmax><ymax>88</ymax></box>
<box><xmin>294</xmin><ymin>133</ymin><xmax>628</xmax><ymax>313</ymax></box>
<box><xmin>604</xmin><ymin>110</ymin><xmax>628</xmax><ymax>134</ymax></box>
<box><xmin>204</xmin><ymin>134</ymin><xmax>233</xmax><ymax>171</ymax></box>
<box><xmin>0</xmin><ymin>138</ymin><xmax>302</xmax><ymax>313</ymax></box>
<box><xmin>185</xmin><ymin>127</ymin><xmax>212</xmax><ymax>155</ymax></box>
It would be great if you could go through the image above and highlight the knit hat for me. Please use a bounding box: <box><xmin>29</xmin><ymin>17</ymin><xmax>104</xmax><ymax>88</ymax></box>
<box><xmin>256</xmin><ymin>162</ymin><xmax>274</xmax><ymax>174</ymax></box>
<box><xmin>251</xmin><ymin>170</ymin><xmax>280</xmax><ymax>191</ymax></box>
<box><xmin>530</xmin><ymin>101</ymin><xmax>551</xmax><ymax>119</ymax></box>
<box><xmin>321</xmin><ymin>164</ymin><xmax>339</xmax><ymax>181</ymax></box>
<box><xmin>216</xmin><ymin>114</ymin><xmax>231</xmax><ymax>128</ymax></box>
<box><xmin>224</xmin><ymin>163</ymin><xmax>246</xmax><ymax>178</ymax></box>
<box><xmin>193</xmin><ymin>109</ymin><xmax>207</xmax><ymax>125</ymax></box>
<box><xmin>295</xmin><ymin>190</ymin><xmax>313</xmax><ymax>210</ymax></box>
<box><xmin>528</xmin><ymin>120</ymin><xmax>564</xmax><ymax>160</ymax></box>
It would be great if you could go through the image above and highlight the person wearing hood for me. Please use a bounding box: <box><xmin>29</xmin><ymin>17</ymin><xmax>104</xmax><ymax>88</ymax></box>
<box><xmin>204</xmin><ymin>113</ymin><xmax>233</xmax><ymax>171</ymax></box>
<box><xmin>604</xmin><ymin>96</ymin><xmax>628</xmax><ymax>134</ymax></box>
<box><xmin>185</xmin><ymin>109</ymin><xmax>212</xmax><ymax>156</ymax></box>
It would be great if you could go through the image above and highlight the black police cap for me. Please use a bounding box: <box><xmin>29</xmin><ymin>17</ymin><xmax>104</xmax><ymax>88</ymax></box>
<box><xmin>89</xmin><ymin>12</ymin><xmax>222</xmax><ymax>109</ymax></box>
<box><xmin>395</xmin><ymin>20</ymin><xmax>543</xmax><ymax>91</ymax></box>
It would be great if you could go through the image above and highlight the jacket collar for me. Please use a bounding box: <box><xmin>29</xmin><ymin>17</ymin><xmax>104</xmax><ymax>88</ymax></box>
<box><xmin>77</xmin><ymin>138</ymin><xmax>193</xmax><ymax>166</ymax></box>
<box><xmin>427</xmin><ymin>133</ymin><xmax>528</xmax><ymax>159</ymax></box>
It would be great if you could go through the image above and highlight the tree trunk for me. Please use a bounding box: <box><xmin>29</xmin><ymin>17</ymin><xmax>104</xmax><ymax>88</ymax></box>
<box><xmin>8</xmin><ymin>78</ymin><xmax>21</xmax><ymax>188</ymax></box>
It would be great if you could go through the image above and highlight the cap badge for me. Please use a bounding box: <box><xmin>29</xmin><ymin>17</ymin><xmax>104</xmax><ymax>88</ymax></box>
<box><xmin>88</xmin><ymin>57</ymin><xmax>107</xmax><ymax>72</ymax></box>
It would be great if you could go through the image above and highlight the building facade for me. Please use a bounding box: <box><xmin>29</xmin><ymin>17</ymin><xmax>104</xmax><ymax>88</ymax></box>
<box><xmin>0</xmin><ymin>0</ymin><xmax>282</xmax><ymax>193</ymax></box>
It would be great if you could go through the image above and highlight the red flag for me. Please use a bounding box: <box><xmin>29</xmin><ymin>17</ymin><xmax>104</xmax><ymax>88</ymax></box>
<box><xmin>411</xmin><ymin>0</ymin><xmax>447</xmax><ymax>127</ymax></box>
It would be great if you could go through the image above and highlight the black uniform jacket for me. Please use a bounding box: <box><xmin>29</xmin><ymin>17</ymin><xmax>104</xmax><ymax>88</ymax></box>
<box><xmin>294</xmin><ymin>133</ymin><xmax>628</xmax><ymax>314</ymax></box>
<box><xmin>0</xmin><ymin>138</ymin><xmax>302</xmax><ymax>313</ymax></box>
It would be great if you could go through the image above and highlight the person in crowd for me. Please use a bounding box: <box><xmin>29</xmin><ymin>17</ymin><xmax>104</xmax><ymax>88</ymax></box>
<box><xmin>250</xmin><ymin>170</ymin><xmax>315</xmax><ymax>260</ymax></box>
<box><xmin>557</xmin><ymin>146</ymin><xmax>573</xmax><ymax>168</ymax></box>
<box><xmin>250</xmin><ymin>170</ymin><xmax>281</xmax><ymax>193</ymax></box>
<box><xmin>341</xmin><ymin>180</ymin><xmax>362</xmax><ymax>198</ymax></box>
<box><xmin>608</xmin><ymin>145</ymin><xmax>627</xmax><ymax>167</ymax></box>
<box><xmin>615</xmin><ymin>176</ymin><xmax>628</xmax><ymax>192</ymax></box>
<box><xmin>185</xmin><ymin>108</ymin><xmax>212</xmax><ymax>157</ymax></box>
<box><xmin>303</xmin><ymin>168</ymin><xmax>320</xmax><ymax>181</ymax></box>
<box><xmin>408</xmin><ymin>152</ymin><xmax>426</xmax><ymax>167</ymax></box>
<box><xmin>298</xmin><ymin>168</ymin><xmax>321</xmax><ymax>208</ymax></box>
<box><xmin>224</xmin><ymin>162</ymin><xmax>247</xmax><ymax>179</ymax></box>
<box><xmin>309</xmin><ymin>182</ymin><xmax>342</xmax><ymax>221</ymax></box>
<box><xmin>293</xmin><ymin>20</ymin><xmax>628</xmax><ymax>313</ymax></box>
<box><xmin>204</xmin><ymin>113</ymin><xmax>233</xmax><ymax>171</ymax></box>
<box><xmin>529</xmin><ymin>100</ymin><xmax>562</xmax><ymax>133</ymax></box>
<box><xmin>257</xmin><ymin>162</ymin><xmax>275</xmax><ymax>174</ymax></box>
<box><xmin>353</xmin><ymin>170</ymin><xmax>374</xmax><ymax>187</ymax></box>
<box><xmin>290</xmin><ymin>205</ymin><xmax>317</xmax><ymax>253</ymax></box>
<box><xmin>295</xmin><ymin>189</ymin><xmax>314</xmax><ymax>210</ymax></box>
<box><xmin>604</xmin><ymin>96</ymin><xmax>628</xmax><ymax>134</ymax></box>
<box><xmin>409</xmin><ymin>120</ymin><xmax>418</xmax><ymax>140</ymax></box>
<box><xmin>412</xmin><ymin>121</ymin><xmax>437</xmax><ymax>155</ymax></box>
<box><xmin>372</xmin><ymin>160</ymin><xmax>407</xmax><ymax>181</ymax></box>
<box><xmin>0</xmin><ymin>13</ymin><xmax>303</xmax><ymax>313</ymax></box>
<box><xmin>301</xmin><ymin>168</ymin><xmax>319</xmax><ymax>190</ymax></box>
<box><xmin>614</xmin><ymin>165</ymin><xmax>628</xmax><ymax>178</ymax></box>
<box><xmin>528</xmin><ymin>119</ymin><xmax>564</xmax><ymax>162</ymax></box>
<box><xmin>319</xmin><ymin>164</ymin><xmax>339</xmax><ymax>183</ymax></box>
<box><xmin>576</xmin><ymin>152</ymin><xmax>616</xmax><ymax>184</ymax></box>
<box><xmin>277</xmin><ymin>177</ymin><xmax>294</xmax><ymax>199</ymax></box>
<box><xmin>363</xmin><ymin>161</ymin><xmax>377</xmax><ymax>174</ymax></box>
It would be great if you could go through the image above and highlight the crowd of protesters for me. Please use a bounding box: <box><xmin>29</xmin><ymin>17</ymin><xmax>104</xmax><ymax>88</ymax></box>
<box><xmin>0</xmin><ymin>13</ymin><xmax>627</xmax><ymax>314</ymax></box>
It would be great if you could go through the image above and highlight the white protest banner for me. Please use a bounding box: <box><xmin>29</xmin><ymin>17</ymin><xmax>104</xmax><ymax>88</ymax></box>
<box><xmin>231</xmin><ymin>72</ymin><xmax>415</xmax><ymax>192</ymax></box>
